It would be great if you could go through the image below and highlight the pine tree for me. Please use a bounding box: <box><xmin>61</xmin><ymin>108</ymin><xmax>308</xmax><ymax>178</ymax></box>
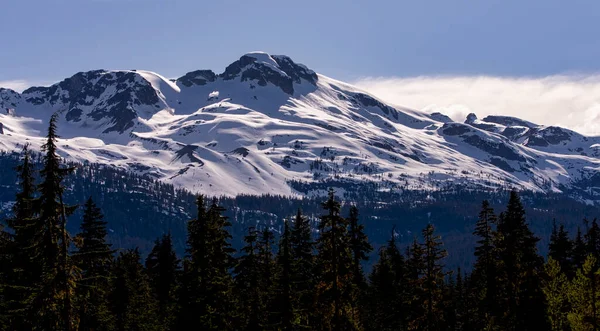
<box><xmin>30</xmin><ymin>113</ymin><xmax>78</xmax><ymax>330</ymax></box>
<box><xmin>197</xmin><ymin>198</ymin><xmax>236</xmax><ymax>330</ymax></box>
<box><xmin>110</xmin><ymin>249</ymin><xmax>159</xmax><ymax>331</ymax></box>
<box><xmin>347</xmin><ymin>205</ymin><xmax>372</xmax><ymax>326</ymax></box>
<box><xmin>472</xmin><ymin>200</ymin><xmax>499</xmax><ymax>325</ymax></box>
<box><xmin>289</xmin><ymin>208</ymin><xmax>315</xmax><ymax>327</ymax></box>
<box><xmin>366</xmin><ymin>230</ymin><xmax>407</xmax><ymax>331</ymax></box>
<box><xmin>315</xmin><ymin>189</ymin><xmax>359</xmax><ymax>331</ymax></box>
<box><xmin>175</xmin><ymin>195</ymin><xmax>207</xmax><ymax>328</ymax></box>
<box><xmin>3</xmin><ymin>144</ymin><xmax>37</xmax><ymax>329</ymax></box>
<box><xmin>568</xmin><ymin>255</ymin><xmax>600</xmax><ymax>331</ymax></box>
<box><xmin>586</xmin><ymin>219</ymin><xmax>600</xmax><ymax>260</ymax></box>
<box><xmin>0</xmin><ymin>222</ymin><xmax>12</xmax><ymax>330</ymax></box>
<box><xmin>234</xmin><ymin>226</ymin><xmax>268</xmax><ymax>330</ymax></box>
<box><xmin>549</xmin><ymin>220</ymin><xmax>574</xmax><ymax>278</ymax></box>
<box><xmin>273</xmin><ymin>220</ymin><xmax>299</xmax><ymax>331</ymax></box>
<box><xmin>406</xmin><ymin>237</ymin><xmax>425</xmax><ymax>330</ymax></box>
<box><xmin>73</xmin><ymin>197</ymin><xmax>114</xmax><ymax>331</ymax></box>
<box><xmin>574</xmin><ymin>227</ymin><xmax>588</xmax><ymax>271</ymax></box>
<box><xmin>145</xmin><ymin>233</ymin><xmax>180</xmax><ymax>330</ymax></box>
<box><xmin>258</xmin><ymin>228</ymin><xmax>277</xmax><ymax>328</ymax></box>
<box><xmin>419</xmin><ymin>223</ymin><xmax>448</xmax><ymax>331</ymax></box>
<box><xmin>543</xmin><ymin>258</ymin><xmax>570</xmax><ymax>331</ymax></box>
<box><xmin>495</xmin><ymin>191</ymin><xmax>547</xmax><ymax>331</ymax></box>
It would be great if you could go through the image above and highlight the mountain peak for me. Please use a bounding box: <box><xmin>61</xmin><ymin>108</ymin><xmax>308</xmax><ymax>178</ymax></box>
<box><xmin>219</xmin><ymin>52</ymin><xmax>318</xmax><ymax>94</ymax></box>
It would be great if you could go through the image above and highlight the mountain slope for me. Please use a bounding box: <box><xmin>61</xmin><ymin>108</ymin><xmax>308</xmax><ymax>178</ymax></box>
<box><xmin>1</xmin><ymin>52</ymin><xmax>600</xmax><ymax>198</ymax></box>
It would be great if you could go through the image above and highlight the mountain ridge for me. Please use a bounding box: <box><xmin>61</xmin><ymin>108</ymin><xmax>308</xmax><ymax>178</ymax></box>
<box><xmin>1</xmin><ymin>52</ymin><xmax>599</xmax><ymax>199</ymax></box>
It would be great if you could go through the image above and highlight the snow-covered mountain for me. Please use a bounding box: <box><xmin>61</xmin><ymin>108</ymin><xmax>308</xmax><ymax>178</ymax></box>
<box><xmin>1</xmin><ymin>52</ymin><xmax>600</xmax><ymax>198</ymax></box>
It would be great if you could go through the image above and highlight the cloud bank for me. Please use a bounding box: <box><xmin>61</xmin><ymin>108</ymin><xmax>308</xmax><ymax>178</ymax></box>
<box><xmin>0</xmin><ymin>80</ymin><xmax>34</xmax><ymax>93</ymax></box>
<box><xmin>353</xmin><ymin>75</ymin><xmax>600</xmax><ymax>136</ymax></box>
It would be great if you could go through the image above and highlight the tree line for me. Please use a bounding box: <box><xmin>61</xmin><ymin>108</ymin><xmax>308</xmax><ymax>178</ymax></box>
<box><xmin>1</xmin><ymin>117</ymin><xmax>600</xmax><ymax>330</ymax></box>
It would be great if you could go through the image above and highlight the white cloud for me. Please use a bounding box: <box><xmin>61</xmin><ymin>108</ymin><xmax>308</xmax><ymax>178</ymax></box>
<box><xmin>0</xmin><ymin>80</ymin><xmax>34</xmax><ymax>93</ymax></box>
<box><xmin>353</xmin><ymin>75</ymin><xmax>600</xmax><ymax>136</ymax></box>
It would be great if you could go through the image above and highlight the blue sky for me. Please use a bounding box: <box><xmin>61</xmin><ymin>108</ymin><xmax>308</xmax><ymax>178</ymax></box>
<box><xmin>2</xmin><ymin>0</ymin><xmax>599</xmax><ymax>83</ymax></box>
<box><xmin>3</xmin><ymin>0</ymin><xmax>600</xmax><ymax>133</ymax></box>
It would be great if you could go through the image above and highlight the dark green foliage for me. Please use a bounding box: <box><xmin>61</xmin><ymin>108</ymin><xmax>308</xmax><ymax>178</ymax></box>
<box><xmin>2</xmin><ymin>144</ymin><xmax>37</xmax><ymax>329</ymax></box>
<box><xmin>73</xmin><ymin>197</ymin><xmax>114</xmax><ymax>331</ymax></box>
<box><xmin>315</xmin><ymin>189</ymin><xmax>360</xmax><ymax>331</ymax></box>
<box><xmin>573</xmin><ymin>227</ymin><xmax>587</xmax><ymax>271</ymax></box>
<box><xmin>110</xmin><ymin>249</ymin><xmax>159</xmax><ymax>331</ymax></box>
<box><xmin>145</xmin><ymin>233</ymin><xmax>180</xmax><ymax>330</ymax></box>
<box><xmin>366</xmin><ymin>230</ymin><xmax>408</xmax><ymax>331</ymax></box>
<box><xmin>289</xmin><ymin>208</ymin><xmax>315</xmax><ymax>327</ymax></box>
<box><xmin>495</xmin><ymin>191</ymin><xmax>548</xmax><ymax>331</ymax></box>
<box><xmin>471</xmin><ymin>200</ymin><xmax>499</xmax><ymax>326</ymax></box>
<box><xmin>177</xmin><ymin>196</ymin><xmax>236</xmax><ymax>330</ymax></box>
<box><xmin>273</xmin><ymin>220</ymin><xmax>299</xmax><ymax>330</ymax></box>
<box><xmin>234</xmin><ymin>227</ymin><xmax>264</xmax><ymax>330</ymax></box>
<box><xmin>549</xmin><ymin>220</ymin><xmax>574</xmax><ymax>278</ymax></box>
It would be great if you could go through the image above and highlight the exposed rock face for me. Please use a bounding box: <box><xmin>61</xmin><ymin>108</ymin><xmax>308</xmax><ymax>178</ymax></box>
<box><xmin>220</xmin><ymin>52</ymin><xmax>318</xmax><ymax>95</ymax></box>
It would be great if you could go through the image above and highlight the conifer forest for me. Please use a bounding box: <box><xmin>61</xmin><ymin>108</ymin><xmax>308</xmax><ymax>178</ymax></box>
<box><xmin>3</xmin><ymin>117</ymin><xmax>600</xmax><ymax>331</ymax></box>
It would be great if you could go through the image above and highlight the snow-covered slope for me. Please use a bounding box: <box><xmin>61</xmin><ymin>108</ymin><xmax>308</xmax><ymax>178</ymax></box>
<box><xmin>1</xmin><ymin>52</ymin><xmax>600</xmax><ymax>197</ymax></box>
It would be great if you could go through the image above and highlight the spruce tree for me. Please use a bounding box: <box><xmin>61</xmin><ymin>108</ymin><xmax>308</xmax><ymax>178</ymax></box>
<box><xmin>543</xmin><ymin>258</ymin><xmax>570</xmax><ymax>331</ymax></box>
<box><xmin>587</xmin><ymin>219</ymin><xmax>600</xmax><ymax>261</ymax></box>
<box><xmin>472</xmin><ymin>199</ymin><xmax>499</xmax><ymax>324</ymax></box>
<box><xmin>3</xmin><ymin>144</ymin><xmax>37</xmax><ymax>329</ymax></box>
<box><xmin>347</xmin><ymin>205</ymin><xmax>372</xmax><ymax>326</ymax></box>
<box><xmin>199</xmin><ymin>199</ymin><xmax>236</xmax><ymax>330</ymax></box>
<box><xmin>366</xmin><ymin>230</ymin><xmax>407</xmax><ymax>331</ymax></box>
<box><xmin>110</xmin><ymin>249</ymin><xmax>159</xmax><ymax>331</ymax></box>
<box><xmin>145</xmin><ymin>233</ymin><xmax>180</xmax><ymax>330</ymax></box>
<box><xmin>549</xmin><ymin>220</ymin><xmax>574</xmax><ymax>278</ymax></box>
<box><xmin>175</xmin><ymin>195</ymin><xmax>207</xmax><ymax>328</ymax></box>
<box><xmin>0</xmin><ymin>222</ymin><xmax>11</xmax><ymax>330</ymax></box>
<box><xmin>273</xmin><ymin>220</ymin><xmax>299</xmax><ymax>331</ymax></box>
<box><xmin>406</xmin><ymin>237</ymin><xmax>425</xmax><ymax>330</ymax></box>
<box><xmin>315</xmin><ymin>189</ymin><xmax>358</xmax><ymax>330</ymax></box>
<box><xmin>495</xmin><ymin>191</ymin><xmax>547</xmax><ymax>331</ymax></box>
<box><xmin>73</xmin><ymin>197</ymin><xmax>114</xmax><ymax>331</ymax></box>
<box><xmin>419</xmin><ymin>223</ymin><xmax>448</xmax><ymax>331</ymax></box>
<box><xmin>31</xmin><ymin>113</ymin><xmax>78</xmax><ymax>330</ymax></box>
<box><xmin>568</xmin><ymin>254</ymin><xmax>600</xmax><ymax>331</ymax></box>
<box><xmin>234</xmin><ymin>227</ymin><xmax>265</xmax><ymax>330</ymax></box>
<box><xmin>574</xmin><ymin>227</ymin><xmax>588</xmax><ymax>272</ymax></box>
<box><xmin>289</xmin><ymin>208</ymin><xmax>315</xmax><ymax>327</ymax></box>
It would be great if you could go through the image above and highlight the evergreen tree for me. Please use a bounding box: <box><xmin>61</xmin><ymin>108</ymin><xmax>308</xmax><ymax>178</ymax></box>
<box><xmin>289</xmin><ymin>208</ymin><xmax>314</xmax><ymax>327</ymax></box>
<box><xmin>110</xmin><ymin>249</ymin><xmax>159</xmax><ymax>331</ymax></box>
<box><xmin>73</xmin><ymin>197</ymin><xmax>114</xmax><ymax>331</ymax></box>
<box><xmin>471</xmin><ymin>200</ymin><xmax>499</xmax><ymax>325</ymax></box>
<box><xmin>145</xmin><ymin>233</ymin><xmax>180</xmax><ymax>330</ymax></box>
<box><xmin>315</xmin><ymin>189</ymin><xmax>359</xmax><ymax>331</ymax></box>
<box><xmin>366</xmin><ymin>230</ymin><xmax>407</xmax><ymax>331</ymax></box>
<box><xmin>549</xmin><ymin>220</ymin><xmax>574</xmax><ymax>278</ymax></box>
<box><xmin>3</xmin><ymin>144</ymin><xmax>37</xmax><ymax>329</ymax></box>
<box><xmin>234</xmin><ymin>226</ymin><xmax>267</xmax><ymax>330</ymax></box>
<box><xmin>29</xmin><ymin>114</ymin><xmax>78</xmax><ymax>330</ymax></box>
<box><xmin>258</xmin><ymin>228</ymin><xmax>277</xmax><ymax>328</ymax></box>
<box><xmin>0</xmin><ymin>222</ymin><xmax>11</xmax><ymax>330</ymax></box>
<box><xmin>574</xmin><ymin>227</ymin><xmax>588</xmax><ymax>271</ymax></box>
<box><xmin>419</xmin><ymin>223</ymin><xmax>448</xmax><ymax>331</ymax></box>
<box><xmin>406</xmin><ymin>237</ymin><xmax>425</xmax><ymax>330</ymax></box>
<box><xmin>568</xmin><ymin>254</ymin><xmax>600</xmax><ymax>331</ymax></box>
<box><xmin>175</xmin><ymin>195</ymin><xmax>207</xmax><ymax>328</ymax></box>
<box><xmin>586</xmin><ymin>219</ymin><xmax>600</xmax><ymax>259</ymax></box>
<box><xmin>348</xmin><ymin>205</ymin><xmax>372</xmax><ymax>290</ymax></box>
<box><xmin>543</xmin><ymin>258</ymin><xmax>570</xmax><ymax>331</ymax></box>
<box><xmin>273</xmin><ymin>220</ymin><xmax>299</xmax><ymax>330</ymax></box>
<box><xmin>495</xmin><ymin>191</ymin><xmax>547</xmax><ymax>331</ymax></box>
<box><xmin>196</xmin><ymin>198</ymin><xmax>236</xmax><ymax>330</ymax></box>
